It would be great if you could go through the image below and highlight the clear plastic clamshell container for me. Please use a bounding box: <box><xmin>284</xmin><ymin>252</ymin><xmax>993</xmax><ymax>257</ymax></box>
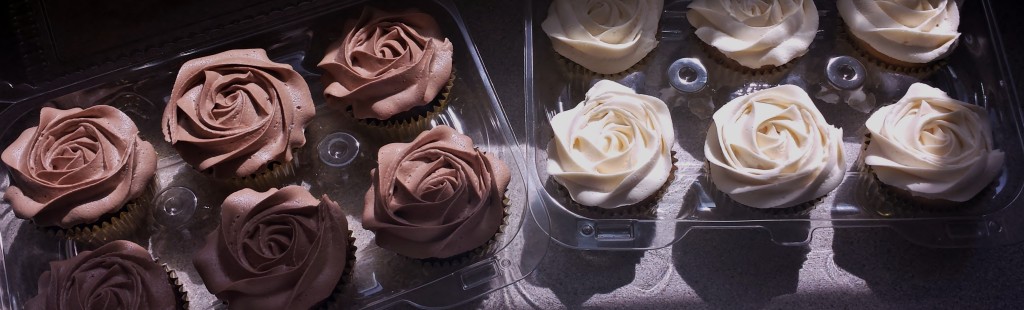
<box><xmin>526</xmin><ymin>0</ymin><xmax>1024</xmax><ymax>250</ymax></box>
<box><xmin>0</xmin><ymin>0</ymin><xmax>550</xmax><ymax>309</ymax></box>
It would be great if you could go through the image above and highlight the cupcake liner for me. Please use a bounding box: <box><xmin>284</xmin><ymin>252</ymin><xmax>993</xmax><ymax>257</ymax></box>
<box><xmin>557</xmin><ymin>151</ymin><xmax>679</xmax><ymax>219</ymax></box>
<box><xmin>703</xmin><ymin>160</ymin><xmax>821</xmax><ymax>217</ymax></box>
<box><xmin>838</xmin><ymin>24</ymin><xmax>945</xmax><ymax>78</ymax></box>
<box><xmin>858</xmin><ymin>134</ymin><xmax>994</xmax><ymax>216</ymax></box>
<box><xmin>221</xmin><ymin>149</ymin><xmax>301</xmax><ymax>190</ymax></box>
<box><xmin>403</xmin><ymin>193</ymin><xmax>510</xmax><ymax>267</ymax></box>
<box><xmin>44</xmin><ymin>185</ymin><xmax>154</xmax><ymax>247</ymax></box>
<box><xmin>352</xmin><ymin>70</ymin><xmax>456</xmax><ymax>139</ymax></box>
<box><xmin>696</xmin><ymin>36</ymin><xmax>793</xmax><ymax>84</ymax></box>
<box><xmin>316</xmin><ymin>230</ymin><xmax>357</xmax><ymax>310</ymax></box>
<box><xmin>163</xmin><ymin>264</ymin><xmax>191</xmax><ymax>310</ymax></box>
<box><xmin>554</xmin><ymin>50</ymin><xmax>654</xmax><ymax>81</ymax></box>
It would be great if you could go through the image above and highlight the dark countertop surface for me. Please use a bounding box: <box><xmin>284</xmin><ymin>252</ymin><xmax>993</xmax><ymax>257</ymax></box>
<box><xmin>455</xmin><ymin>0</ymin><xmax>1024</xmax><ymax>308</ymax></box>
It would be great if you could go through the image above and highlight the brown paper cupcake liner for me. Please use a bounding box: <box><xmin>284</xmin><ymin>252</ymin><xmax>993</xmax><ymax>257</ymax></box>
<box><xmin>838</xmin><ymin>24</ymin><xmax>945</xmax><ymax>78</ymax></box>
<box><xmin>696</xmin><ymin>35</ymin><xmax>794</xmax><ymax>83</ymax></box>
<box><xmin>221</xmin><ymin>150</ymin><xmax>300</xmax><ymax>190</ymax></box>
<box><xmin>556</xmin><ymin>151</ymin><xmax>679</xmax><ymax>219</ymax></box>
<box><xmin>162</xmin><ymin>264</ymin><xmax>190</xmax><ymax>310</ymax></box>
<box><xmin>703</xmin><ymin>160</ymin><xmax>821</xmax><ymax>217</ymax></box>
<box><xmin>44</xmin><ymin>185</ymin><xmax>154</xmax><ymax>247</ymax></box>
<box><xmin>858</xmin><ymin>134</ymin><xmax>994</xmax><ymax>216</ymax></box>
<box><xmin>554</xmin><ymin>50</ymin><xmax>654</xmax><ymax>80</ymax></box>
<box><xmin>351</xmin><ymin>70</ymin><xmax>456</xmax><ymax>139</ymax></box>
<box><xmin>403</xmin><ymin>193</ymin><xmax>511</xmax><ymax>267</ymax></box>
<box><xmin>316</xmin><ymin>230</ymin><xmax>357</xmax><ymax>310</ymax></box>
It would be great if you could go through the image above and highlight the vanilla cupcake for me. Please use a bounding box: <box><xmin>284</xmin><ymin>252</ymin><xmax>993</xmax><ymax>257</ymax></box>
<box><xmin>163</xmin><ymin>49</ymin><xmax>315</xmax><ymax>189</ymax></box>
<box><xmin>547</xmin><ymin>80</ymin><xmax>675</xmax><ymax>213</ymax></box>
<box><xmin>3</xmin><ymin>105</ymin><xmax>157</xmax><ymax>245</ymax></box>
<box><xmin>318</xmin><ymin>7</ymin><xmax>454</xmax><ymax>129</ymax></box>
<box><xmin>541</xmin><ymin>0</ymin><xmax>662</xmax><ymax>75</ymax></box>
<box><xmin>864</xmin><ymin>83</ymin><xmax>1003</xmax><ymax>206</ymax></box>
<box><xmin>838</xmin><ymin>0</ymin><xmax>960</xmax><ymax>70</ymax></box>
<box><xmin>688</xmin><ymin>0</ymin><xmax>818</xmax><ymax>74</ymax></box>
<box><xmin>705</xmin><ymin>85</ymin><xmax>846</xmax><ymax>209</ymax></box>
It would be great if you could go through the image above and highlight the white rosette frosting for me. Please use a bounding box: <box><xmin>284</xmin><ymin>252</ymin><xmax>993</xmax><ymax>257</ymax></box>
<box><xmin>547</xmin><ymin>80</ymin><xmax>674</xmax><ymax>208</ymax></box>
<box><xmin>705</xmin><ymin>85</ymin><xmax>846</xmax><ymax>209</ymax></box>
<box><xmin>864</xmin><ymin>83</ymin><xmax>1004</xmax><ymax>202</ymax></box>
<box><xmin>838</xmin><ymin>0</ymin><xmax>960</xmax><ymax>64</ymax></box>
<box><xmin>541</xmin><ymin>0</ymin><xmax>662</xmax><ymax>75</ymax></box>
<box><xmin>687</xmin><ymin>0</ymin><xmax>819</xmax><ymax>69</ymax></box>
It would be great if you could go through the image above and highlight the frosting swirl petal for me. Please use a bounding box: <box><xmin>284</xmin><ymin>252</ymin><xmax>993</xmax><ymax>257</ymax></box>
<box><xmin>541</xmin><ymin>0</ymin><xmax>662</xmax><ymax>74</ymax></box>
<box><xmin>193</xmin><ymin>186</ymin><xmax>349</xmax><ymax>310</ymax></box>
<box><xmin>25</xmin><ymin>240</ymin><xmax>178</xmax><ymax>310</ymax></box>
<box><xmin>318</xmin><ymin>7</ymin><xmax>454</xmax><ymax>120</ymax></box>
<box><xmin>547</xmin><ymin>80</ymin><xmax>674</xmax><ymax>208</ymax></box>
<box><xmin>704</xmin><ymin>85</ymin><xmax>846</xmax><ymax>208</ymax></box>
<box><xmin>687</xmin><ymin>0</ymin><xmax>819</xmax><ymax>69</ymax></box>
<box><xmin>864</xmin><ymin>83</ymin><xmax>1004</xmax><ymax>202</ymax></box>
<box><xmin>363</xmin><ymin>125</ymin><xmax>510</xmax><ymax>259</ymax></box>
<box><xmin>162</xmin><ymin>49</ymin><xmax>314</xmax><ymax>178</ymax></box>
<box><xmin>838</xmin><ymin>0</ymin><xmax>960</xmax><ymax>64</ymax></box>
<box><xmin>2</xmin><ymin>105</ymin><xmax>157</xmax><ymax>228</ymax></box>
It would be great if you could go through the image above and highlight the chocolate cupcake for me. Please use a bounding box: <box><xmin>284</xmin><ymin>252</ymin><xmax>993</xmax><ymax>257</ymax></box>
<box><xmin>687</xmin><ymin>0</ymin><xmax>818</xmax><ymax>80</ymax></box>
<box><xmin>193</xmin><ymin>186</ymin><xmax>353</xmax><ymax>310</ymax></box>
<box><xmin>863</xmin><ymin>83</ymin><xmax>1004</xmax><ymax>208</ymax></box>
<box><xmin>2</xmin><ymin>105</ymin><xmax>156</xmax><ymax>245</ymax></box>
<box><xmin>704</xmin><ymin>85</ymin><xmax>846</xmax><ymax>210</ymax></box>
<box><xmin>837</xmin><ymin>0</ymin><xmax>960</xmax><ymax>73</ymax></box>
<box><xmin>546</xmin><ymin>80</ymin><xmax>675</xmax><ymax>216</ymax></box>
<box><xmin>363</xmin><ymin>125</ymin><xmax>510</xmax><ymax>263</ymax></box>
<box><xmin>318</xmin><ymin>6</ymin><xmax>454</xmax><ymax>130</ymax></box>
<box><xmin>162</xmin><ymin>49</ymin><xmax>315</xmax><ymax>189</ymax></box>
<box><xmin>25</xmin><ymin>240</ymin><xmax>186</xmax><ymax>310</ymax></box>
<box><xmin>540</xmin><ymin>0</ymin><xmax>662</xmax><ymax>76</ymax></box>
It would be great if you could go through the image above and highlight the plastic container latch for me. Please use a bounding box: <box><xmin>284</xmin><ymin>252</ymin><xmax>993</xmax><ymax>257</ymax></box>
<box><xmin>318</xmin><ymin>132</ymin><xmax>360</xmax><ymax>168</ymax></box>
<box><xmin>826</xmin><ymin>56</ymin><xmax>866</xmax><ymax>90</ymax></box>
<box><xmin>668</xmin><ymin>58</ymin><xmax>708</xmax><ymax>93</ymax></box>
<box><xmin>153</xmin><ymin>186</ymin><xmax>197</xmax><ymax>229</ymax></box>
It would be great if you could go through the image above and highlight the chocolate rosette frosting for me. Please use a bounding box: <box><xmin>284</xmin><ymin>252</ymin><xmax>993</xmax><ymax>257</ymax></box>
<box><xmin>363</xmin><ymin>125</ymin><xmax>511</xmax><ymax>259</ymax></box>
<box><xmin>193</xmin><ymin>186</ymin><xmax>349</xmax><ymax>310</ymax></box>
<box><xmin>162</xmin><ymin>49</ymin><xmax>315</xmax><ymax>178</ymax></box>
<box><xmin>2</xmin><ymin>105</ymin><xmax>157</xmax><ymax>228</ymax></box>
<box><xmin>318</xmin><ymin>7</ymin><xmax>454</xmax><ymax>120</ymax></box>
<box><xmin>25</xmin><ymin>240</ymin><xmax>179</xmax><ymax>310</ymax></box>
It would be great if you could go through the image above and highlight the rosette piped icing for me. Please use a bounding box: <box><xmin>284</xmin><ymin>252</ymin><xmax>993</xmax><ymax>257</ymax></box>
<box><xmin>26</xmin><ymin>240</ymin><xmax>179</xmax><ymax>310</ymax></box>
<box><xmin>363</xmin><ymin>125</ymin><xmax>510</xmax><ymax>259</ymax></box>
<box><xmin>839</xmin><ymin>0</ymin><xmax>960</xmax><ymax>65</ymax></box>
<box><xmin>2</xmin><ymin>105</ymin><xmax>156</xmax><ymax>228</ymax></box>
<box><xmin>162</xmin><ymin>49</ymin><xmax>315</xmax><ymax>178</ymax></box>
<box><xmin>704</xmin><ymin>85</ymin><xmax>846</xmax><ymax>209</ymax></box>
<box><xmin>541</xmin><ymin>0</ymin><xmax>663</xmax><ymax>74</ymax></box>
<box><xmin>193</xmin><ymin>186</ymin><xmax>350</xmax><ymax>309</ymax></box>
<box><xmin>547</xmin><ymin>80</ymin><xmax>674</xmax><ymax>209</ymax></box>
<box><xmin>687</xmin><ymin>0</ymin><xmax>819</xmax><ymax>69</ymax></box>
<box><xmin>864</xmin><ymin>83</ymin><xmax>1004</xmax><ymax>202</ymax></box>
<box><xmin>318</xmin><ymin>7</ymin><xmax>454</xmax><ymax>121</ymax></box>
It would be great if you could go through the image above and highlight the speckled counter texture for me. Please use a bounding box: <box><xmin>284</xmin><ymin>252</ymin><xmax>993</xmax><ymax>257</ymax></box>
<box><xmin>454</xmin><ymin>1</ymin><xmax>1024</xmax><ymax>309</ymax></box>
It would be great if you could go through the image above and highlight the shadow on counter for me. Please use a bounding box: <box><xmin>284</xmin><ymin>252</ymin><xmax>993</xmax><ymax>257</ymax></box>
<box><xmin>672</xmin><ymin>228</ymin><xmax>809</xmax><ymax>308</ymax></box>
<box><xmin>831</xmin><ymin>227</ymin><xmax>1024</xmax><ymax>308</ymax></box>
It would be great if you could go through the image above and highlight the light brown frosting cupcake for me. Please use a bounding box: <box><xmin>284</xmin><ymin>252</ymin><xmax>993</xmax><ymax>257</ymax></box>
<box><xmin>2</xmin><ymin>105</ymin><xmax>157</xmax><ymax>228</ymax></box>
<box><xmin>318</xmin><ymin>7</ymin><xmax>454</xmax><ymax>120</ymax></box>
<box><xmin>162</xmin><ymin>49</ymin><xmax>315</xmax><ymax>178</ymax></box>
<box><xmin>363</xmin><ymin>125</ymin><xmax>510</xmax><ymax>259</ymax></box>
